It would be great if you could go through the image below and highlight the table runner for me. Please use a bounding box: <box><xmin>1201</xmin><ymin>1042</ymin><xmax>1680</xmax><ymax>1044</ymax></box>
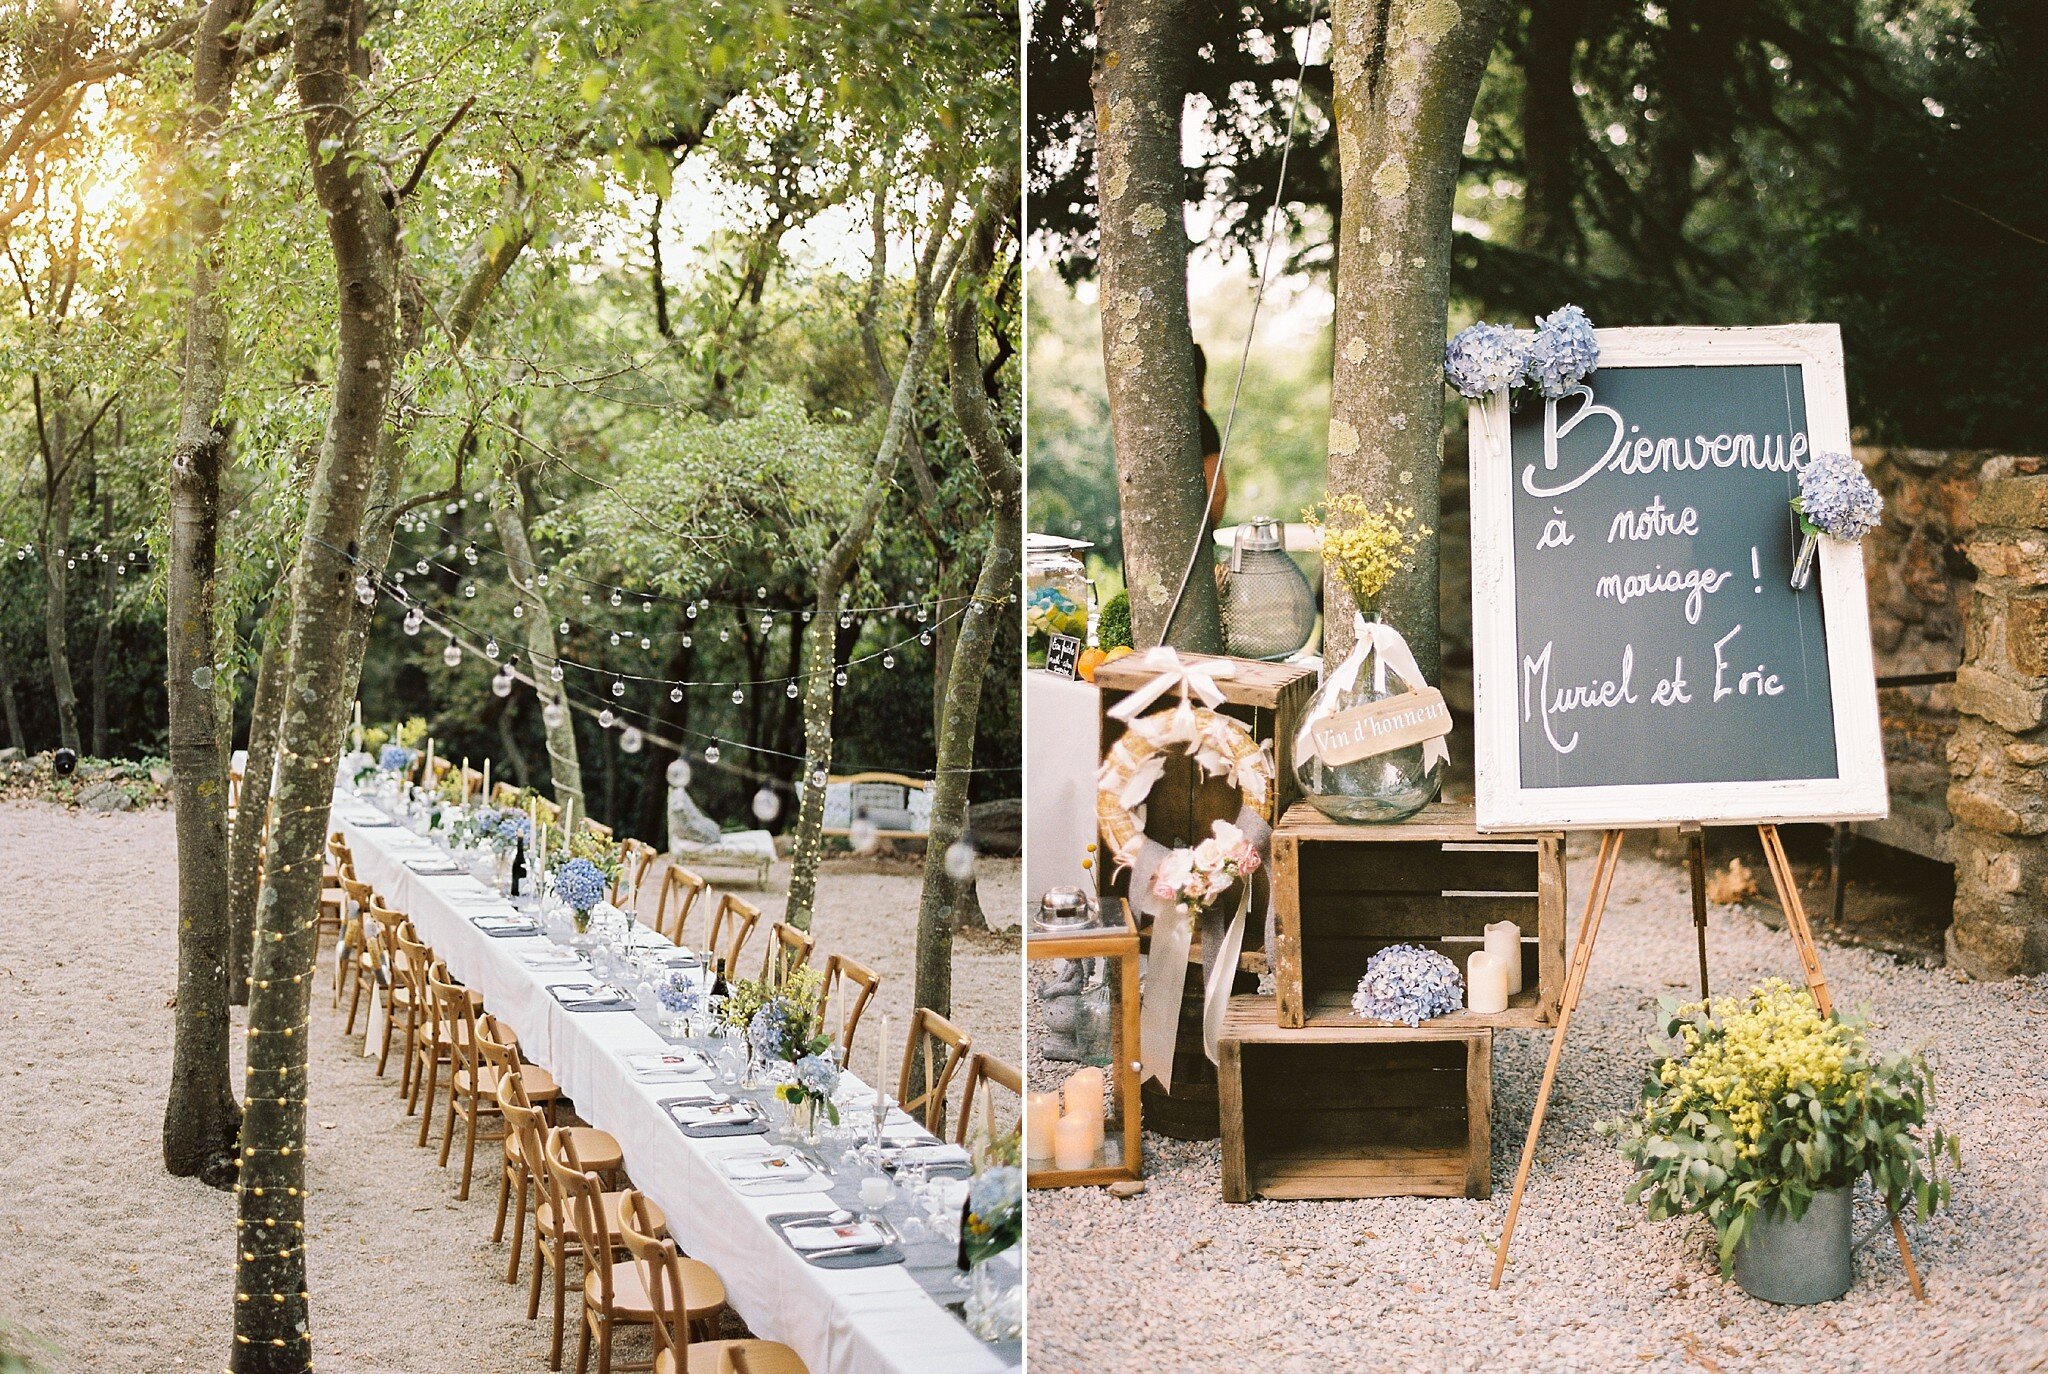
<box><xmin>334</xmin><ymin>793</ymin><xmax>1018</xmax><ymax>1374</ymax></box>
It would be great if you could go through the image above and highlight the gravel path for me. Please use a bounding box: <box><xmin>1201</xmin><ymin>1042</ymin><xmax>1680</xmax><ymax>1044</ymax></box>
<box><xmin>0</xmin><ymin>800</ymin><xmax>1018</xmax><ymax>1372</ymax></box>
<box><xmin>1027</xmin><ymin>839</ymin><xmax>2048</xmax><ymax>1373</ymax></box>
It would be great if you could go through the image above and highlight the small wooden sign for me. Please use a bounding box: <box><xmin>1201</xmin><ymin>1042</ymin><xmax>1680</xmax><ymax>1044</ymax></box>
<box><xmin>1308</xmin><ymin>687</ymin><xmax>1451</xmax><ymax>765</ymax></box>
<box><xmin>1045</xmin><ymin>633</ymin><xmax>1083</xmax><ymax>679</ymax></box>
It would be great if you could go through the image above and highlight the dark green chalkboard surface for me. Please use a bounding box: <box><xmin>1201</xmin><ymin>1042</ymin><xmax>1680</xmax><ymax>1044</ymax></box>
<box><xmin>1510</xmin><ymin>363</ymin><xmax>1834</xmax><ymax>787</ymax></box>
<box><xmin>1470</xmin><ymin>326</ymin><xmax>1888</xmax><ymax>830</ymax></box>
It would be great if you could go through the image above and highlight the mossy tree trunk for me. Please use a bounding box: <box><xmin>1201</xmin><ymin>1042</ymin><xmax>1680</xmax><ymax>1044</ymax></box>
<box><xmin>227</xmin><ymin>621</ymin><xmax>286</xmax><ymax>1008</ymax></box>
<box><xmin>786</xmin><ymin>170</ymin><xmax>969</xmax><ymax>930</ymax></box>
<box><xmin>37</xmin><ymin>395</ymin><xmax>83</xmax><ymax>752</ymax></box>
<box><xmin>162</xmin><ymin>0</ymin><xmax>255</xmax><ymax>1188</ymax></box>
<box><xmin>914</xmin><ymin>165</ymin><xmax>1019</xmax><ymax>1017</ymax></box>
<box><xmin>497</xmin><ymin>461</ymin><xmax>582</xmax><ymax>814</ymax></box>
<box><xmin>1323</xmin><ymin>0</ymin><xmax>1510</xmax><ymax>675</ymax></box>
<box><xmin>231</xmin><ymin>0</ymin><xmax>400</xmax><ymax>1363</ymax></box>
<box><xmin>1091</xmin><ymin>0</ymin><xmax>1221</xmax><ymax>652</ymax></box>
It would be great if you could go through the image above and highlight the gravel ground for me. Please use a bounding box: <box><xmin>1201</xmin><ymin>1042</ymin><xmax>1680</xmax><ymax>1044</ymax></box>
<box><xmin>0</xmin><ymin>800</ymin><xmax>1018</xmax><ymax>1372</ymax></box>
<box><xmin>1027</xmin><ymin>839</ymin><xmax>2048</xmax><ymax>1373</ymax></box>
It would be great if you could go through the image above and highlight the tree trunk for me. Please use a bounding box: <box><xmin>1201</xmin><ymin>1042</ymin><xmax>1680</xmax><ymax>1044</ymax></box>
<box><xmin>91</xmin><ymin>451</ymin><xmax>114</xmax><ymax>756</ymax></box>
<box><xmin>1519</xmin><ymin>0</ymin><xmax>1588</xmax><ymax>261</ymax></box>
<box><xmin>227</xmin><ymin>624</ymin><xmax>286</xmax><ymax>1007</ymax></box>
<box><xmin>232</xmin><ymin>0</ymin><xmax>400</xmax><ymax>1362</ymax></box>
<box><xmin>497</xmin><ymin>465</ymin><xmax>582</xmax><ymax>815</ymax></box>
<box><xmin>1323</xmin><ymin>0</ymin><xmax>1510</xmax><ymax>674</ymax></box>
<box><xmin>162</xmin><ymin>0</ymin><xmax>254</xmax><ymax>1189</ymax></box>
<box><xmin>1091</xmin><ymin>0</ymin><xmax>1221</xmax><ymax>653</ymax></box>
<box><xmin>915</xmin><ymin>167</ymin><xmax>1019</xmax><ymax>1017</ymax></box>
<box><xmin>0</xmin><ymin>642</ymin><xmax>23</xmax><ymax>753</ymax></box>
<box><xmin>39</xmin><ymin>397</ymin><xmax>83</xmax><ymax>753</ymax></box>
<box><xmin>785</xmin><ymin>171</ymin><xmax>968</xmax><ymax>929</ymax></box>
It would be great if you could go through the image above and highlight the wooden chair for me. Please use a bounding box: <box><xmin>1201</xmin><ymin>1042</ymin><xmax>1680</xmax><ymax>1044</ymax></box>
<box><xmin>335</xmin><ymin>873</ymin><xmax>374</xmax><ymax>1014</ymax></box>
<box><xmin>319</xmin><ymin>834</ymin><xmax>348</xmax><ymax>942</ymax></box>
<box><xmin>717</xmin><ymin>1348</ymin><xmax>808</xmax><ymax>1374</ymax></box>
<box><xmin>491</xmin><ymin>1056</ymin><xmax>626</xmax><ymax>1287</ymax></box>
<box><xmin>457</xmin><ymin>765</ymin><xmax>485</xmax><ymax>801</ymax></box>
<box><xmin>760</xmin><ymin>921</ymin><xmax>814</xmax><ymax>988</ymax></box>
<box><xmin>819</xmin><ymin>953</ymin><xmax>880</xmax><ymax>1063</ymax></box>
<box><xmin>394</xmin><ymin>922</ymin><xmax>435</xmax><ymax>1099</ymax></box>
<box><xmin>617</xmin><ymin>1191</ymin><xmax>806</xmax><ymax>1374</ymax></box>
<box><xmin>707</xmin><ymin>893</ymin><xmax>762</xmax><ymax>972</ymax></box>
<box><xmin>653</xmin><ymin>865</ymin><xmax>707</xmax><ymax>947</ymax></box>
<box><xmin>363</xmin><ymin>904</ymin><xmax>412</xmax><ymax>1076</ymax></box>
<box><xmin>408</xmin><ymin>955</ymin><xmax>482</xmax><ymax>1137</ymax></box>
<box><xmin>549</xmin><ymin>1136</ymin><xmax>710</xmax><ymax>1374</ymax></box>
<box><xmin>615</xmin><ymin>838</ymin><xmax>657</xmax><ymax>912</ymax></box>
<box><xmin>897</xmin><ymin>1008</ymin><xmax>972</xmax><ymax>1137</ymax></box>
<box><xmin>438</xmin><ymin>986</ymin><xmax>561</xmax><ymax>1200</ymax></box>
<box><xmin>493</xmin><ymin>781</ymin><xmax>523</xmax><ymax>808</ymax></box>
<box><xmin>582</xmin><ymin>817</ymin><xmax>614</xmax><ymax>842</ymax></box>
<box><xmin>954</xmin><ymin>1052</ymin><xmax>1022</xmax><ymax>1147</ymax></box>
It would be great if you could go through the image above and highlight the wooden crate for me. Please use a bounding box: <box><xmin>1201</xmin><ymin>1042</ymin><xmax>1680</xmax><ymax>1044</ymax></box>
<box><xmin>1092</xmin><ymin>653</ymin><xmax>1317</xmax><ymax>906</ymax></box>
<box><xmin>1219</xmin><ymin>996</ymin><xmax>1491</xmax><ymax>1201</ymax></box>
<box><xmin>1271</xmin><ymin>802</ymin><xmax>1566</xmax><ymax>1030</ymax></box>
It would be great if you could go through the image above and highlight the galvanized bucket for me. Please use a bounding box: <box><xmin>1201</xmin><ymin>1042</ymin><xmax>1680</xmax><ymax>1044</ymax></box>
<box><xmin>1732</xmin><ymin>1186</ymin><xmax>1855</xmax><ymax>1304</ymax></box>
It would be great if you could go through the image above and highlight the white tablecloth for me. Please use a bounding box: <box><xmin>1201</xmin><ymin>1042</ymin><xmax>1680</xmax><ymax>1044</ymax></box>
<box><xmin>335</xmin><ymin>797</ymin><xmax>1013</xmax><ymax>1374</ymax></box>
<box><xmin>1024</xmin><ymin>669</ymin><xmax>1099</xmax><ymax>901</ymax></box>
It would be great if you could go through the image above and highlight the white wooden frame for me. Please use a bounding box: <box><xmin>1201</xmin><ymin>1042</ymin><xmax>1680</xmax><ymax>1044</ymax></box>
<box><xmin>1468</xmin><ymin>324</ymin><xmax>1889</xmax><ymax>832</ymax></box>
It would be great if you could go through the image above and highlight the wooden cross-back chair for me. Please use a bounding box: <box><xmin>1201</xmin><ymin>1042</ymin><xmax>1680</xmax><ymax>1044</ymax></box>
<box><xmin>501</xmin><ymin>1099</ymin><xmax>655</xmax><ymax>1369</ymax></box>
<box><xmin>614</xmin><ymin>839</ymin><xmax>657</xmax><ymax>912</ymax></box>
<box><xmin>406</xmin><ymin>953</ymin><xmax>482</xmax><ymax>1133</ymax></box>
<box><xmin>393</xmin><ymin>922</ymin><xmax>434</xmax><ymax>1099</ymax></box>
<box><xmin>319</xmin><ymin>835</ymin><xmax>348</xmax><ymax>943</ymax></box>
<box><xmin>547</xmin><ymin>1135</ymin><xmax>707</xmax><ymax>1374</ymax></box>
<box><xmin>954</xmin><ymin>1052</ymin><xmax>1023</xmax><ymax>1147</ymax></box>
<box><xmin>897</xmin><ymin>1007</ymin><xmax>972</xmax><ymax>1137</ymax></box>
<box><xmin>335</xmin><ymin>874</ymin><xmax>375</xmax><ymax>1015</ymax></box>
<box><xmin>362</xmin><ymin>904</ymin><xmax>412</xmax><ymax>1076</ymax></box>
<box><xmin>617</xmin><ymin>1191</ymin><xmax>806</xmax><ymax>1374</ymax></box>
<box><xmin>653</xmin><ymin>865</ymin><xmax>707</xmax><ymax>946</ymax></box>
<box><xmin>820</xmin><ymin>954</ymin><xmax>880</xmax><ymax>1063</ymax></box>
<box><xmin>491</xmin><ymin>1053</ymin><xmax>624</xmax><ymax>1287</ymax></box>
<box><xmin>438</xmin><ymin>994</ymin><xmax>561</xmax><ymax>1201</ymax></box>
<box><xmin>707</xmin><ymin>892</ymin><xmax>762</xmax><ymax>972</ymax></box>
<box><xmin>761</xmin><ymin>920</ymin><xmax>814</xmax><ymax>988</ymax></box>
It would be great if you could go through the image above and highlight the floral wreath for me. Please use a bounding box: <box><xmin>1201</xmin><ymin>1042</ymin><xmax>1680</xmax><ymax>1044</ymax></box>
<box><xmin>1095</xmin><ymin>704</ymin><xmax>1273</xmax><ymax>867</ymax></box>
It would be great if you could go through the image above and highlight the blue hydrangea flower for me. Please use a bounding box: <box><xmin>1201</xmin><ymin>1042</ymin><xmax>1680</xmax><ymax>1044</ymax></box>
<box><xmin>1350</xmin><ymin>943</ymin><xmax>1464</xmax><ymax>1027</ymax></box>
<box><xmin>655</xmin><ymin>971</ymin><xmax>700</xmax><ymax>1016</ymax></box>
<box><xmin>555</xmin><ymin>856</ymin><xmax>607</xmax><ymax>912</ymax></box>
<box><xmin>1444</xmin><ymin>322</ymin><xmax>1528</xmax><ymax>398</ymax></box>
<box><xmin>748</xmin><ymin>997</ymin><xmax>805</xmax><ymax>1062</ymax></box>
<box><xmin>378</xmin><ymin>743</ymin><xmax>414</xmax><ymax>773</ymax></box>
<box><xmin>794</xmin><ymin>1052</ymin><xmax>839</xmax><ymax>1097</ymax></box>
<box><xmin>1797</xmin><ymin>450</ymin><xmax>1884</xmax><ymax>542</ymax></box>
<box><xmin>968</xmin><ymin>1165</ymin><xmax>1023</xmax><ymax>1224</ymax></box>
<box><xmin>495</xmin><ymin>813</ymin><xmax>533</xmax><ymax>846</ymax></box>
<box><xmin>1522</xmin><ymin>303</ymin><xmax>1600</xmax><ymax>398</ymax></box>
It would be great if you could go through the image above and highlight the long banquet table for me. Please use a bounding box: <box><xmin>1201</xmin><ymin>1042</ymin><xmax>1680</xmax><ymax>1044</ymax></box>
<box><xmin>334</xmin><ymin>792</ymin><xmax>1017</xmax><ymax>1374</ymax></box>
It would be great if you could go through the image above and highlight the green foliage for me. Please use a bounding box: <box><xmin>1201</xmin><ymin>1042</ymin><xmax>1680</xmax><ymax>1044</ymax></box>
<box><xmin>1096</xmin><ymin>588</ymin><xmax>1131</xmax><ymax>650</ymax></box>
<box><xmin>1599</xmin><ymin>979</ymin><xmax>1958</xmax><ymax>1274</ymax></box>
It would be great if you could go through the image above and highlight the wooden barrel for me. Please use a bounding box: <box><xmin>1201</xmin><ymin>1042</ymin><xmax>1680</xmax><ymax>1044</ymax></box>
<box><xmin>1142</xmin><ymin>966</ymin><xmax>1258</xmax><ymax>1141</ymax></box>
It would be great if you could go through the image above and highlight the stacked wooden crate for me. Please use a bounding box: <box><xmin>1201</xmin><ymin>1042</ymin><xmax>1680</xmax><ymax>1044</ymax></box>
<box><xmin>1219</xmin><ymin>801</ymin><xmax>1567</xmax><ymax>1201</ymax></box>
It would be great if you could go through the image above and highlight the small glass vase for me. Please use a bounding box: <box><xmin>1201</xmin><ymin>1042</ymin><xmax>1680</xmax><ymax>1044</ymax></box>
<box><xmin>964</xmin><ymin>1247</ymin><xmax>1022</xmax><ymax>1341</ymax></box>
<box><xmin>1294</xmin><ymin>611</ymin><xmax>1444</xmax><ymax>824</ymax></box>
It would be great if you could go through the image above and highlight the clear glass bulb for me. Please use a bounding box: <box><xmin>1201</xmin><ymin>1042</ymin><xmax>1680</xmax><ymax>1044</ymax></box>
<box><xmin>442</xmin><ymin>642</ymin><xmax>462</xmax><ymax>667</ymax></box>
<box><xmin>666</xmin><ymin>759</ymin><xmax>692</xmax><ymax>788</ymax></box>
<box><xmin>542</xmin><ymin>702</ymin><xmax>565</xmax><ymax>729</ymax></box>
<box><xmin>703</xmin><ymin>744</ymin><xmax>721</xmax><ymax>763</ymax></box>
<box><xmin>619</xmin><ymin>727</ymin><xmax>644</xmax><ymax>754</ymax></box>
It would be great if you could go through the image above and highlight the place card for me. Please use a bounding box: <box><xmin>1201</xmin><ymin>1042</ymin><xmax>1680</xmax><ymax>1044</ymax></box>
<box><xmin>622</xmin><ymin>1049</ymin><xmax>712</xmax><ymax>1081</ymax></box>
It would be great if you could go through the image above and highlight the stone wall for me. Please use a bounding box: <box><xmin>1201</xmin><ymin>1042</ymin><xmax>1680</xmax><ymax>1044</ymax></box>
<box><xmin>1946</xmin><ymin>468</ymin><xmax>2048</xmax><ymax>977</ymax></box>
<box><xmin>1857</xmin><ymin>446</ymin><xmax>2021</xmax><ymax>860</ymax></box>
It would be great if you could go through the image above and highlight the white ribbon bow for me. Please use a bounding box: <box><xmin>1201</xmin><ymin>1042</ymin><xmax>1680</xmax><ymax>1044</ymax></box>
<box><xmin>1297</xmin><ymin>612</ymin><xmax>1452</xmax><ymax>771</ymax></box>
<box><xmin>1105</xmin><ymin>647</ymin><xmax>1237</xmax><ymax>723</ymax></box>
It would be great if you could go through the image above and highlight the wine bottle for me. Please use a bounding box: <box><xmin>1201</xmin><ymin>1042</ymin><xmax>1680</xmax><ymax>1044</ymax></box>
<box><xmin>510</xmin><ymin>834</ymin><xmax>526</xmax><ymax>896</ymax></box>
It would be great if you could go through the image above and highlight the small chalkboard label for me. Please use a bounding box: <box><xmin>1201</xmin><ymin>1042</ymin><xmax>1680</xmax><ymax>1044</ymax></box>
<box><xmin>1468</xmin><ymin>324</ymin><xmax>1887</xmax><ymax>831</ymax></box>
<box><xmin>1309</xmin><ymin>688</ymin><xmax>1451</xmax><ymax>766</ymax></box>
<box><xmin>1045</xmin><ymin>633</ymin><xmax>1083</xmax><ymax>679</ymax></box>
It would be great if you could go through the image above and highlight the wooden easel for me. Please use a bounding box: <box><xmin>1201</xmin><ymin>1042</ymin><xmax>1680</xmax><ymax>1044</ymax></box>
<box><xmin>1488</xmin><ymin>824</ymin><xmax>1926</xmax><ymax>1300</ymax></box>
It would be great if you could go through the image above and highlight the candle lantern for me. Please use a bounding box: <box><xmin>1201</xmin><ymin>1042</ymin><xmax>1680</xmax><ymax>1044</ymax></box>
<box><xmin>1027</xmin><ymin>895</ymin><xmax>1142</xmax><ymax>1189</ymax></box>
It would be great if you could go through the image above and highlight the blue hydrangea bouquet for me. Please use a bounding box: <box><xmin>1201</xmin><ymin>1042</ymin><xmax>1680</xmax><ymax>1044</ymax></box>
<box><xmin>1790</xmin><ymin>449</ymin><xmax>1884</xmax><ymax>589</ymax></box>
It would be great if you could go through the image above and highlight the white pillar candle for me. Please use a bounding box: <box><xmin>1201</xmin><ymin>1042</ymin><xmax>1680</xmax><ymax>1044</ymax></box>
<box><xmin>482</xmin><ymin>757</ymin><xmax>490</xmax><ymax>800</ymax></box>
<box><xmin>1051</xmin><ymin>1113</ymin><xmax>1096</xmax><ymax>1171</ymax></box>
<box><xmin>1025</xmin><ymin>1091</ymin><xmax>1060</xmax><ymax>1161</ymax></box>
<box><xmin>424</xmin><ymin>737</ymin><xmax>434</xmax><ymax>788</ymax></box>
<box><xmin>1467</xmin><ymin>949</ymin><xmax>1510</xmax><ymax>1015</ymax></box>
<box><xmin>1484</xmin><ymin>919</ymin><xmax>1524</xmax><ymax>995</ymax></box>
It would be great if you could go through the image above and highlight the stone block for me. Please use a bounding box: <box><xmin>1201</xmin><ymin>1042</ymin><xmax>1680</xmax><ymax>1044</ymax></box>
<box><xmin>1965</xmin><ymin>535</ymin><xmax>2048</xmax><ymax>586</ymax></box>
<box><xmin>2009</xmin><ymin>591</ymin><xmax>2048</xmax><ymax>678</ymax></box>
<box><xmin>1972</xmin><ymin>474</ymin><xmax>2048</xmax><ymax>531</ymax></box>
<box><xmin>1954</xmin><ymin>665</ymin><xmax>2048</xmax><ymax>733</ymax></box>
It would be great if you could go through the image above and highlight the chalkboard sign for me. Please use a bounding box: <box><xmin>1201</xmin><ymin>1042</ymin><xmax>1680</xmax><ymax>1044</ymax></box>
<box><xmin>1044</xmin><ymin>633</ymin><xmax>1083</xmax><ymax>679</ymax></box>
<box><xmin>1468</xmin><ymin>325</ymin><xmax>1888</xmax><ymax>831</ymax></box>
